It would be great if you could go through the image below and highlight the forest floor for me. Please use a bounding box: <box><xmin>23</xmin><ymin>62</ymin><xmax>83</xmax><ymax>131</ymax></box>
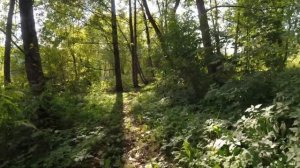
<box><xmin>1</xmin><ymin>85</ymin><xmax>176</xmax><ymax>168</ymax></box>
<box><xmin>2</xmin><ymin>69</ymin><xmax>300</xmax><ymax>168</ymax></box>
<box><xmin>121</xmin><ymin>92</ymin><xmax>173</xmax><ymax>168</ymax></box>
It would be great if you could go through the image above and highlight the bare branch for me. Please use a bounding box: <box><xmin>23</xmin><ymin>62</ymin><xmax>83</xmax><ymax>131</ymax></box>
<box><xmin>206</xmin><ymin>5</ymin><xmax>244</xmax><ymax>12</ymax></box>
<box><xmin>0</xmin><ymin>27</ymin><xmax>25</xmax><ymax>54</ymax></box>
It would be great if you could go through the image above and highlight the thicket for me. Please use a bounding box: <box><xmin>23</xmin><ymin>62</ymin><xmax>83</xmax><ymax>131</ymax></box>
<box><xmin>131</xmin><ymin>69</ymin><xmax>300</xmax><ymax>167</ymax></box>
<box><xmin>0</xmin><ymin>83</ymin><xmax>124</xmax><ymax>168</ymax></box>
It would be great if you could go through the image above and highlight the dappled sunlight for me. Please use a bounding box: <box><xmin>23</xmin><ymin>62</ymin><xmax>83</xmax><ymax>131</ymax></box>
<box><xmin>1</xmin><ymin>0</ymin><xmax>300</xmax><ymax>167</ymax></box>
<box><xmin>287</xmin><ymin>54</ymin><xmax>300</xmax><ymax>68</ymax></box>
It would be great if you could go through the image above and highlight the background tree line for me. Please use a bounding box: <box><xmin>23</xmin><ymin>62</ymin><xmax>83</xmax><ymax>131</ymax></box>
<box><xmin>0</xmin><ymin>0</ymin><xmax>299</xmax><ymax>96</ymax></box>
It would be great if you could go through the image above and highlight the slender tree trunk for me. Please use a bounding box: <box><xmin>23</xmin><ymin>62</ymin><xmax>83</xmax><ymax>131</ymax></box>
<box><xmin>69</xmin><ymin>48</ymin><xmax>78</xmax><ymax>80</ymax></box>
<box><xmin>68</xmin><ymin>25</ymin><xmax>78</xmax><ymax>80</ymax></box>
<box><xmin>245</xmin><ymin>28</ymin><xmax>250</xmax><ymax>73</ymax></box>
<box><xmin>163</xmin><ymin>0</ymin><xmax>169</xmax><ymax>34</ymax></box>
<box><xmin>141</xmin><ymin>0</ymin><xmax>176</xmax><ymax>69</ymax></box>
<box><xmin>234</xmin><ymin>11</ymin><xmax>240</xmax><ymax>56</ymax></box>
<box><xmin>213</xmin><ymin>0</ymin><xmax>221</xmax><ymax>55</ymax></box>
<box><xmin>4</xmin><ymin>0</ymin><xmax>15</xmax><ymax>85</ymax></box>
<box><xmin>134</xmin><ymin>0</ymin><xmax>148</xmax><ymax>85</ymax></box>
<box><xmin>111</xmin><ymin>0</ymin><xmax>123</xmax><ymax>92</ymax></box>
<box><xmin>19</xmin><ymin>0</ymin><xmax>45</xmax><ymax>93</ymax></box>
<box><xmin>196</xmin><ymin>0</ymin><xmax>217</xmax><ymax>74</ymax></box>
<box><xmin>129</xmin><ymin>0</ymin><xmax>139</xmax><ymax>87</ymax></box>
<box><xmin>209</xmin><ymin>0</ymin><xmax>216</xmax><ymax>52</ymax></box>
<box><xmin>283</xmin><ymin>17</ymin><xmax>292</xmax><ymax>69</ymax></box>
<box><xmin>141</xmin><ymin>0</ymin><xmax>162</xmax><ymax>41</ymax></box>
<box><xmin>156</xmin><ymin>0</ymin><xmax>164</xmax><ymax>33</ymax></box>
<box><xmin>173</xmin><ymin>0</ymin><xmax>180</xmax><ymax>14</ymax></box>
<box><xmin>0</xmin><ymin>28</ymin><xmax>24</xmax><ymax>54</ymax></box>
<box><xmin>141</xmin><ymin>3</ymin><xmax>155</xmax><ymax>78</ymax></box>
<box><xmin>137</xmin><ymin>61</ymin><xmax>148</xmax><ymax>84</ymax></box>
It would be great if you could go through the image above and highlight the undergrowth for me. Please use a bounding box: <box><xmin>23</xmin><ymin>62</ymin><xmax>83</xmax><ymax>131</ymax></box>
<box><xmin>131</xmin><ymin>69</ymin><xmax>300</xmax><ymax>168</ymax></box>
<box><xmin>1</xmin><ymin>69</ymin><xmax>300</xmax><ymax>168</ymax></box>
<box><xmin>0</xmin><ymin>83</ymin><xmax>124</xmax><ymax>168</ymax></box>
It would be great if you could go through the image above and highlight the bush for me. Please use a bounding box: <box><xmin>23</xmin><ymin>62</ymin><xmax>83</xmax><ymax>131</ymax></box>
<box><xmin>131</xmin><ymin>69</ymin><xmax>300</xmax><ymax>167</ymax></box>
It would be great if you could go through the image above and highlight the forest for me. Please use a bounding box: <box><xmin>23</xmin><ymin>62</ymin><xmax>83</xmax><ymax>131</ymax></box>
<box><xmin>0</xmin><ymin>0</ymin><xmax>300</xmax><ymax>167</ymax></box>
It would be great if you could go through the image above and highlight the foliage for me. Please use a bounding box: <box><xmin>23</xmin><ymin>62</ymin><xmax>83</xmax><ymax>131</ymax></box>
<box><xmin>1</xmin><ymin>0</ymin><xmax>300</xmax><ymax>167</ymax></box>
<box><xmin>226</xmin><ymin>0</ymin><xmax>299</xmax><ymax>71</ymax></box>
<box><xmin>0</xmin><ymin>89</ymin><xmax>22</xmax><ymax>129</ymax></box>
<box><xmin>131</xmin><ymin>69</ymin><xmax>300</xmax><ymax>168</ymax></box>
<box><xmin>154</xmin><ymin>11</ymin><xmax>211</xmax><ymax>101</ymax></box>
<box><xmin>0</xmin><ymin>83</ymin><xmax>124</xmax><ymax>168</ymax></box>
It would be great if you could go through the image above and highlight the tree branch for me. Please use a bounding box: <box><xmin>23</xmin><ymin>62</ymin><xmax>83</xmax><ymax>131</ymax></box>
<box><xmin>173</xmin><ymin>0</ymin><xmax>180</xmax><ymax>13</ymax></box>
<box><xmin>206</xmin><ymin>5</ymin><xmax>244</xmax><ymax>12</ymax></box>
<box><xmin>0</xmin><ymin>28</ymin><xmax>25</xmax><ymax>54</ymax></box>
<box><xmin>206</xmin><ymin>4</ymin><xmax>287</xmax><ymax>13</ymax></box>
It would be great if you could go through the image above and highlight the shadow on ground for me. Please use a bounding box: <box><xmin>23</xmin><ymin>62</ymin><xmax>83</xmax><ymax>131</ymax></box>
<box><xmin>84</xmin><ymin>92</ymin><xmax>125</xmax><ymax>168</ymax></box>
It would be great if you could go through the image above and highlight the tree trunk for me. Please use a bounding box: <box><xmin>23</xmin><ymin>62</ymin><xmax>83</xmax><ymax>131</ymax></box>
<box><xmin>142</xmin><ymin>0</ymin><xmax>181</xmax><ymax>71</ymax></box>
<box><xmin>19</xmin><ymin>0</ymin><xmax>45</xmax><ymax>93</ymax></box>
<box><xmin>69</xmin><ymin>47</ymin><xmax>78</xmax><ymax>80</ymax></box>
<box><xmin>4</xmin><ymin>0</ymin><xmax>15</xmax><ymax>85</ymax></box>
<box><xmin>283</xmin><ymin>16</ymin><xmax>292</xmax><ymax>69</ymax></box>
<box><xmin>0</xmin><ymin>28</ymin><xmax>24</xmax><ymax>54</ymax></box>
<box><xmin>141</xmin><ymin>3</ymin><xmax>155</xmax><ymax>78</ymax></box>
<box><xmin>196</xmin><ymin>0</ymin><xmax>217</xmax><ymax>74</ymax></box>
<box><xmin>234</xmin><ymin>11</ymin><xmax>240</xmax><ymax>56</ymax></box>
<box><xmin>137</xmin><ymin>60</ymin><xmax>148</xmax><ymax>84</ymax></box>
<box><xmin>213</xmin><ymin>0</ymin><xmax>221</xmax><ymax>55</ymax></box>
<box><xmin>111</xmin><ymin>0</ymin><xmax>123</xmax><ymax>92</ymax></box>
<box><xmin>129</xmin><ymin>0</ymin><xmax>139</xmax><ymax>87</ymax></box>
<box><xmin>141</xmin><ymin>0</ymin><xmax>162</xmax><ymax>41</ymax></box>
<box><xmin>134</xmin><ymin>0</ymin><xmax>148</xmax><ymax>85</ymax></box>
<box><xmin>173</xmin><ymin>0</ymin><xmax>180</xmax><ymax>14</ymax></box>
<box><xmin>163</xmin><ymin>0</ymin><xmax>169</xmax><ymax>34</ymax></box>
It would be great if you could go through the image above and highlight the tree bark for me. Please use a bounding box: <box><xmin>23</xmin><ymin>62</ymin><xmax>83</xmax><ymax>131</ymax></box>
<box><xmin>4</xmin><ymin>0</ymin><xmax>15</xmax><ymax>85</ymax></box>
<box><xmin>134</xmin><ymin>0</ymin><xmax>148</xmax><ymax>85</ymax></box>
<box><xmin>234</xmin><ymin>11</ymin><xmax>240</xmax><ymax>56</ymax></box>
<box><xmin>0</xmin><ymin>28</ymin><xmax>24</xmax><ymax>54</ymax></box>
<box><xmin>141</xmin><ymin>0</ymin><xmax>162</xmax><ymax>41</ymax></box>
<box><xmin>283</xmin><ymin>16</ymin><xmax>292</xmax><ymax>69</ymax></box>
<box><xmin>173</xmin><ymin>0</ymin><xmax>180</xmax><ymax>14</ymax></box>
<box><xmin>213</xmin><ymin>0</ymin><xmax>221</xmax><ymax>55</ymax></box>
<box><xmin>111</xmin><ymin>0</ymin><xmax>123</xmax><ymax>92</ymax></box>
<box><xmin>129</xmin><ymin>0</ymin><xmax>139</xmax><ymax>87</ymax></box>
<box><xmin>137</xmin><ymin>61</ymin><xmax>148</xmax><ymax>84</ymax></box>
<box><xmin>140</xmin><ymin>3</ymin><xmax>155</xmax><ymax>78</ymax></box>
<box><xmin>196</xmin><ymin>0</ymin><xmax>217</xmax><ymax>74</ymax></box>
<box><xmin>163</xmin><ymin>0</ymin><xmax>169</xmax><ymax>33</ymax></box>
<box><xmin>69</xmin><ymin>47</ymin><xmax>78</xmax><ymax>80</ymax></box>
<box><xmin>19</xmin><ymin>0</ymin><xmax>45</xmax><ymax>93</ymax></box>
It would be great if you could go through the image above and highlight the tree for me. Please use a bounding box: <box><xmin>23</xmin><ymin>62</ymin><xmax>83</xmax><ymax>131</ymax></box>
<box><xmin>141</xmin><ymin>0</ymin><xmax>162</xmax><ymax>41</ymax></box>
<box><xmin>129</xmin><ymin>0</ymin><xmax>139</xmax><ymax>87</ymax></box>
<box><xmin>3</xmin><ymin>0</ymin><xmax>15</xmax><ymax>85</ymax></box>
<box><xmin>19</xmin><ymin>0</ymin><xmax>45</xmax><ymax>92</ymax></box>
<box><xmin>140</xmin><ymin>2</ymin><xmax>155</xmax><ymax>78</ymax></box>
<box><xmin>134</xmin><ymin>0</ymin><xmax>148</xmax><ymax>85</ymax></box>
<box><xmin>173</xmin><ymin>0</ymin><xmax>180</xmax><ymax>14</ymax></box>
<box><xmin>196</xmin><ymin>0</ymin><xmax>218</xmax><ymax>74</ymax></box>
<box><xmin>209</xmin><ymin>0</ymin><xmax>221</xmax><ymax>55</ymax></box>
<box><xmin>111</xmin><ymin>0</ymin><xmax>123</xmax><ymax>92</ymax></box>
<box><xmin>227</xmin><ymin>0</ymin><xmax>297</xmax><ymax>71</ymax></box>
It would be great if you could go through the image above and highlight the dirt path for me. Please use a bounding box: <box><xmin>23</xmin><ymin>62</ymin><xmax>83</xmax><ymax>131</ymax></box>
<box><xmin>87</xmin><ymin>92</ymin><xmax>173</xmax><ymax>168</ymax></box>
<box><xmin>121</xmin><ymin>92</ymin><xmax>172</xmax><ymax>168</ymax></box>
